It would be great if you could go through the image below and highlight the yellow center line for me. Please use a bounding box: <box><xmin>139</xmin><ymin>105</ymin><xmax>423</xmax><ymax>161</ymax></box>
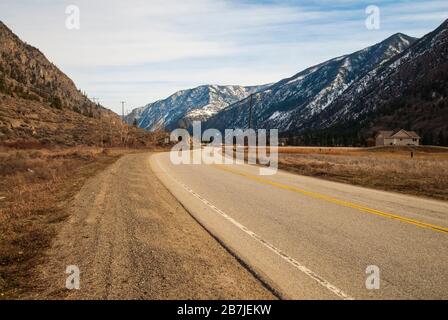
<box><xmin>214</xmin><ymin>164</ymin><xmax>448</xmax><ymax>235</ymax></box>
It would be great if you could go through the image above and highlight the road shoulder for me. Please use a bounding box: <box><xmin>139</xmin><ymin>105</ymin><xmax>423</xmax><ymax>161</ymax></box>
<box><xmin>30</xmin><ymin>152</ymin><xmax>275</xmax><ymax>299</ymax></box>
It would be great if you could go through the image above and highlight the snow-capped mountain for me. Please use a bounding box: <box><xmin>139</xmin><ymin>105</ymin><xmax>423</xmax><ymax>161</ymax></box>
<box><xmin>126</xmin><ymin>84</ymin><xmax>268</xmax><ymax>131</ymax></box>
<box><xmin>127</xmin><ymin>20</ymin><xmax>448</xmax><ymax>144</ymax></box>
<box><xmin>304</xmin><ymin>19</ymin><xmax>448</xmax><ymax>138</ymax></box>
<box><xmin>204</xmin><ymin>33</ymin><xmax>416</xmax><ymax>132</ymax></box>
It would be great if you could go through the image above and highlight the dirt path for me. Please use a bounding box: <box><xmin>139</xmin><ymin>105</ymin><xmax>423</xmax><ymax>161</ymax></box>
<box><xmin>31</xmin><ymin>152</ymin><xmax>274</xmax><ymax>299</ymax></box>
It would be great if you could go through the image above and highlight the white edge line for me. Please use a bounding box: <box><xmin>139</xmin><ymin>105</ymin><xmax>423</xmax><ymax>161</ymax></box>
<box><xmin>154</xmin><ymin>156</ymin><xmax>354</xmax><ymax>300</ymax></box>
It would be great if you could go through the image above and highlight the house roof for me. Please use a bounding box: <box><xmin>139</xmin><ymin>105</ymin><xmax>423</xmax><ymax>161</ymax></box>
<box><xmin>403</xmin><ymin>131</ymin><xmax>420</xmax><ymax>138</ymax></box>
<box><xmin>376</xmin><ymin>129</ymin><xmax>420</xmax><ymax>139</ymax></box>
<box><xmin>376</xmin><ymin>131</ymin><xmax>394</xmax><ymax>138</ymax></box>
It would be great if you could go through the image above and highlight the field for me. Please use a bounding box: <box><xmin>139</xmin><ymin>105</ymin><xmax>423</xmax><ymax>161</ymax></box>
<box><xmin>274</xmin><ymin>146</ymin><xmax>448</xmax><ymax>201</ymax></box>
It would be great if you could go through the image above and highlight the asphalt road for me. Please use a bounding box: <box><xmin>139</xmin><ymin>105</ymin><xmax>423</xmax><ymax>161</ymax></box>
<box><xmin>151</xmin><ymin>152</ymin><xmax>448</xmax><ymax>300</ymax></box>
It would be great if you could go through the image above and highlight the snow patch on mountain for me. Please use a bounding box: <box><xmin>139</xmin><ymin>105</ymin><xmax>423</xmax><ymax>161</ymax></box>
<box><xmin>125</xmin><ymin>84</ymin><xmax>269</xmax><ymax>131</ymax></box>
<box><xmin>204</xmin><ymin>32</ymin><xmax>417</xmax><ymax>133</ymax></box>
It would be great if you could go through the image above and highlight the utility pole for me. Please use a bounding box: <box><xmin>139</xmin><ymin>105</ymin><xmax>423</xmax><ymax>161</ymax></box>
<box><xmin>121</xmin><ymin>101</ymin><xmax>126</xmax><ymax>121</ymax></box>
<box><xmin>91</xmin><ymin>97</ymin><xmax>102</xmax><ymax>147</ymax></box>
<box><xmin>120</xmin><ymin>101</ymin><xmax>126</xmax><ymax>148</ymax></box>
<box><xmin>248</xmin><ymin>94</ymin><xmax>254</xmax><ymax>129</ymax></box>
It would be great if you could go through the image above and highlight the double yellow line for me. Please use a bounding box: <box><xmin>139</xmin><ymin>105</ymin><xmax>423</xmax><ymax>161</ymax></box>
<box><xmin>214</xmin><ymin>165</ymin><xmax>448</xmax><ymax>235</ymax></box>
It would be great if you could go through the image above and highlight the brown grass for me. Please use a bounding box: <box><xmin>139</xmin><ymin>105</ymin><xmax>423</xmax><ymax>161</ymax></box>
<box><xmin>233</xmin><ymin>146</ymin><xmax>448</xmax><ymax>201</ymax></box>
<box><xmin>276</xmin><ymin>147</ymin><xmax>448</xmax><ymax>201</ymax></box>
<box><xmin>0</xmin><ymin>146</ymin><xmax>147</xmax><ymax>299</ymax></box>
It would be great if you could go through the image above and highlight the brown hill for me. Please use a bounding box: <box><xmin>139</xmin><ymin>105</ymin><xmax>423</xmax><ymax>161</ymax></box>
<box><xmin>0</xmin><ymin>21</ymin><xmax>161</xmax><ymax>147</ymax></box>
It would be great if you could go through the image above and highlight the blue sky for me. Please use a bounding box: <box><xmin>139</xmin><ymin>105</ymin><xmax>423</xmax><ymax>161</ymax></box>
<box><xmin>0</xmin><ymin>0</ymin><xmax>447</xmax><ymax>114</ymax></box>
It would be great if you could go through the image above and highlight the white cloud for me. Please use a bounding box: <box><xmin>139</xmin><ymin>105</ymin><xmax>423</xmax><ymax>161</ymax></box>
<box><xmin>0</xmin><ymin>0</ymin><xmax>446</xmax><ymax>113</ymax></box>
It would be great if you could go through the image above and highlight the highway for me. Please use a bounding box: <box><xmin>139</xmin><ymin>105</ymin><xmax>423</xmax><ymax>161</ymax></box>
<box><xmin>150</xmin><ymin>152</ymin><xmax>448</xmax><ymax>299</ymax></box>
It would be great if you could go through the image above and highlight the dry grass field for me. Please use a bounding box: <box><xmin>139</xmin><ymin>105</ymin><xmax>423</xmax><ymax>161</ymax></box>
<box><xmin>232</xmin><ymin>145</ymin><xmax>448</xmax><ymax>200</ymax></box>
<box><xmin>274</xmin><ymin>146</ymin><xmax>448</xmax><ymax>201</ymax></box>
<box><xmin>0</xmin><ymin>146</ymin><xmax>161</xmax><ymax>298</ymax></box>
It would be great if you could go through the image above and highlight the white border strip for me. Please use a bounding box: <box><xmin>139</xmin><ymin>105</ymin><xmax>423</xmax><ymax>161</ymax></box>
<box><xmin>155</xmin><ymin>157</ymin><xmax>354</xmax><ymax>300</ymax></box>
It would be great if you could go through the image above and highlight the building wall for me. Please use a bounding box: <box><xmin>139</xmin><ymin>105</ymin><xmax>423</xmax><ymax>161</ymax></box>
<box><xmin>375</xmin><ymin>137</ymin><xmax>385</xmax><ymax>146</ymax></box>
<box><xmin>394</xmin><ymin>138</ymin><xmax>419</xmax><ymax>146</ymax></box>
<box><xmin>380</xmin><ymin>138</ymin><xmax>419</xmax><ymax>146</ymax></box>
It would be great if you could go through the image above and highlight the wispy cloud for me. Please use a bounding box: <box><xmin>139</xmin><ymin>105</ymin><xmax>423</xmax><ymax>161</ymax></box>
<box><xmin>0</xmin><ymin>0</ymin><xmax>446</xmax><ymax>113</ymax></box>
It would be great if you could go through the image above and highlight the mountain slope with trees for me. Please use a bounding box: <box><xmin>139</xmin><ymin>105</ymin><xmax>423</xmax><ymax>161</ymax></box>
<box><xmin>204</xmin><ymin>33</ymin><xmax>416</xmax><ymax>134</ymax></box>
<box><xmin>0</xmin><ymin>21</ymin><xmax>156</xmax><ymax>147</ymax></box>
<box><xmin>295</xmin><ymin>19</ymin><xmax>448</xmax><ymax>146</ymax></box>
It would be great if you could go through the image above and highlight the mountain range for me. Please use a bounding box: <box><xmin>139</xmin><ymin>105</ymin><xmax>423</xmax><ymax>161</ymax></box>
<box><xmin>2</xmin><ymin>17</ymin><xmax>446</xmax><ymax>147</ymax></box>
<box><xmin>125</xmin><ymin>84</ymin><xmax>269</xmax><ymax>131</ymax></box>
<box><xmin>131</xmin><ymin>19</ymin><xmax>448</xmax><ymax>146</ymax></box>
<box><xmin>301</xmin><ymin>19</ymin><xmax>448</xmax><ymax>145</ymax></box>
<box><xmin>204</xmin><ymin>33</ymin><xmax>416</xmax><ymax>132</ymax></box>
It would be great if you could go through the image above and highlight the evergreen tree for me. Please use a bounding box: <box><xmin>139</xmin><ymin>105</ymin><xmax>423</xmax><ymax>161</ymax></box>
<box><xmin>50</xmin><ymin>96</ymin><xmax>62</xmax><ymax>109</ymax></box>
<box><xmin>423</xmin><ymin>132</ymin><xmax>434</xmax><ymax>145</ymax></box>
<box><xmin>437</xmin><ymin>131</ymin><xmax>445</xmax><ymax>146</ymax></box>
<box><xmin>0</xmin><ymin>73</ymin><xmax>7</xmax><ymax>93</ymax></box>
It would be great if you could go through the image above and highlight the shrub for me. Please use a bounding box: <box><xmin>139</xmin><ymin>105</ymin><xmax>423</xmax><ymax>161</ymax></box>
<box><xmin>50</xmin><ymin>96</ymin><xmax>62</xmax><ymax>109</ymax></box>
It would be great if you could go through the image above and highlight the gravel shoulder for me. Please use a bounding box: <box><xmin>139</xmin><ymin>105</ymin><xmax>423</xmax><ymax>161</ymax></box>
<box><xmin>31</xmin><ymin>152</ymin><xmax>274</xmax><ymax>299</ymax></box>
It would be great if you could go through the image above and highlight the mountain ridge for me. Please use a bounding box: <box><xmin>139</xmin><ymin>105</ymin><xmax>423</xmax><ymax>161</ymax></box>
<box><xmin>203</xmin><ymin>32</ymin><xmax>417</xmax><ymax>132</ymax></box>
<box><xmin>0</xmin><ymin>20</ymin><xmax>99</xmax><ymax>116</ymax></box>
<box><xmin>294</xmin><ymin>18</ymin><xmax>448</xmax><ymax>146</ymax></box>
<box><xmin>0</xmin><ymin>20</ymin><xmax>156</xmax><ymax>146</ymax></box>
<box><xmin>125</xmin><ymin>83</ymin><xmax>270</xmax><ymax>131</ymax></box>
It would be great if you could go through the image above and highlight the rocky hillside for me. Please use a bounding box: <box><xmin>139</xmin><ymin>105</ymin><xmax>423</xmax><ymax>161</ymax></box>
<box><xmin>126</xmin><ymin>84</ymin><xmax>269</xmax><ymax>131</ymax></box>
<box><xmin>0</xmin><ymin>21</ymin><xmax>99</xmax><ymax>116</ymax></box>
<box><xmin>0</xmin><ymin>21</ymin><xmax>157</xmax><ymax>147</ymax></box>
